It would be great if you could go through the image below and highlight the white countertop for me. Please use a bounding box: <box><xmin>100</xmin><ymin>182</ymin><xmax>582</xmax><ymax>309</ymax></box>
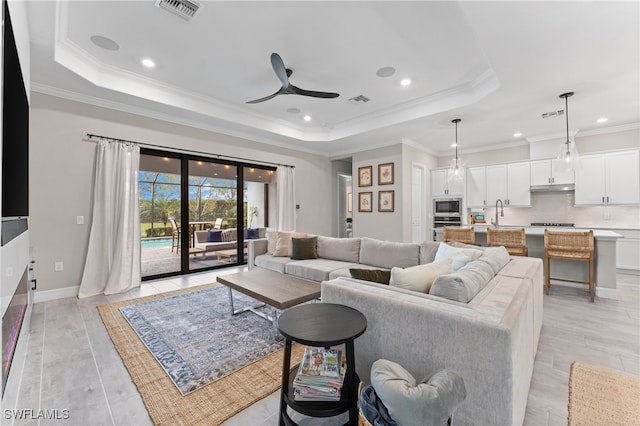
<box><xmin>436</xmin><ymin>225</ymin><xmax>622</xmax><ymax>239</ymax></box>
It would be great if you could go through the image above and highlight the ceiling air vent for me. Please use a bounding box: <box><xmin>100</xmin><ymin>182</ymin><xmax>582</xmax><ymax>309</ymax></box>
<box><xmin>348</xmin><ymin>95</ymin><xmax>371</xmax><ymax>104</ymax></box>
<box><xmin>155</xmin><ymin>0</ymin><xmax>200</xmax><ymax>21</ymax></box>
<box><xmin>541</xmin><ymin>109</ymin><xmax>565</xmax><ymax>119</ymax></box>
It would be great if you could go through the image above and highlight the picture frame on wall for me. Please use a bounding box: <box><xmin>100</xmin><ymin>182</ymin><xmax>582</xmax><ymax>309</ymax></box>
<box><xmin>358</xmin><ymin>166</ymin><xmax>373</xmax><ymax>187</ymax></box>
<box><xmin>378</xmin><ymin>162</ymin><xmax>394</xmax><ymax>185</ymax></box>
<box><xmin>378</xmin><ymin>190</ymin><xmax>395</xmax><ymax>212</ymax></box>
<box><xmin>358</xmin><ymin>192</ymin><xmax>373</xmax><ymax>212</ymax></box>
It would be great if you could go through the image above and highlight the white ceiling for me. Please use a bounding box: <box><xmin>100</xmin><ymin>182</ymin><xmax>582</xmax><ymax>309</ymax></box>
<box><xmin>27</xmin><ymin>1</ymin><xmax>640</xmax><ymax>157</ymax></box>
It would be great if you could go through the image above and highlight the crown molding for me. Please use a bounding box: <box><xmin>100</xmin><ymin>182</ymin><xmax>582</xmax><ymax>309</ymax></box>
<box><xmin>576</xmin><ymin>122</ymin><xmax>640</xmax><ymax>137</ymax></box>
<box><xmin>30</xmin><ymin>83</ymin><xmax>330</xmax><ymax>157</ymax></box>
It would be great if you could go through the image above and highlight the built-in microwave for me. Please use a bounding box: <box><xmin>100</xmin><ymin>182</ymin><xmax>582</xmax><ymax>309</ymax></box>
<box><xmin>433</xmin><ymin>198</ymin><xmax>462</xmax><ymax>217</ymax></box>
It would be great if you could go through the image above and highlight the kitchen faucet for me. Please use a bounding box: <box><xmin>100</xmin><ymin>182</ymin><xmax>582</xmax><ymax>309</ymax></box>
<box><xmin>492</xmin><ymin>199</ymin><xmax>504</xmax><ymax>227</ymax></box>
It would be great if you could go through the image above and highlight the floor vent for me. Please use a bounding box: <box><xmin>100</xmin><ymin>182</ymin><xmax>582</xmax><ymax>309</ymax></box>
<box><xmin>348</xmin><ymin>95</ymin><xmax>371</xmax><ymax>104</ymax></box>
<box><xmin>541</xmin><ymin>109</ymin><xmax>565</xmax><ymax>119</ymax></box>
<box><xmin>155</xmin><ymin>0</ymin><xmax>200</xmax><ymax>20</ymax></box>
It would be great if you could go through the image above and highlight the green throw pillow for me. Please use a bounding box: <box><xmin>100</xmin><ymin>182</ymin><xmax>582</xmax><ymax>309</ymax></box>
<box><xmin>291</xmin><ymin>237</ymin><xmax>318</xmax><ymax>260</ymax></box>
<box><xmin>349</xmin><ymin>268</ymin><xmax>391</xmax><ymax>285</ymax></box>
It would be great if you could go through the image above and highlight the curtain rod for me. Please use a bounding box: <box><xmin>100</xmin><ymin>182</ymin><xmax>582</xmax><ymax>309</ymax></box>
<box><xmin>85</xmin><ymin>133</ymin><xmax>294</xmax><ymax>169</ymax></box>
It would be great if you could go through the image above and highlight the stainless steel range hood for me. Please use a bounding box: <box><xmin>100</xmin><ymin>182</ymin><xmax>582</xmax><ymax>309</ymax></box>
<box><xmin>530</xmin><ymin>184</ymin><xmax>575</xmax><ymax>192</ymax></box>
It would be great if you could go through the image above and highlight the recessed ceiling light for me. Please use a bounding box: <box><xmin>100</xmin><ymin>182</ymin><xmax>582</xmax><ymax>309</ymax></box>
<box><xmin>376</xmin><ymin>66</ymin><xmax>396</xmax><ymax>78</ymax></box>
<box><xmin>451</xmin><ymin>142</ymin><xmax>458</xmax><ymax>148</ymax></box>
<box><xmin>90</xmin><ymin>35</ymin><xmax>120</xmax><ymax>51</ymax></box>
<box><xmin>400</xmin><ymin>78</ymin><xmax>411</xmax><ymax>87</ymax></box>
<box><xmin>303</xmin><ymin>115</ymin><xmax>312</xmax><ymax>122</ymax></box>
<box><xmin>513</xmin><ymin>132</ymin><xmax>522</xmax><ymax>137</ymax></box>
<box><xmin>141</xmin><ymin>58</ymin><xmax>156</xmax><ymax>68</ymax></box>
<box><xmin>597</xmin><ymin>117</ymin><xmax>608</xmax><ymax>123</ymax></box>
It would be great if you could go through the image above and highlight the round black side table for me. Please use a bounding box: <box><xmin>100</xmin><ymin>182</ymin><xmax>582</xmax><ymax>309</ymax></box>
<box><xmin>277</xmin><ymin>303</ymin><xmax>367</xmax><ymax>426</ymax></box>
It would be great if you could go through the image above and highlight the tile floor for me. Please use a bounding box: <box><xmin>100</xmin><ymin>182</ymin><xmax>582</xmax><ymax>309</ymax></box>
<box><xmin>4</xmin><ymin>268</ymin><xmax>639</xmax><ymax>426</ymax></box>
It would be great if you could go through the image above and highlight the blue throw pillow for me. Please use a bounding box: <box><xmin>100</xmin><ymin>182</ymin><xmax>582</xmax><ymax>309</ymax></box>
<box><xmin>244</xmin><ymin>228</ymin><xmax>259</xmax><ymax>239</ymax></box>
<box><xmin>207</xmin><ymin>230</ymin><xmax>222</xmax><ymax>242</ymax></box>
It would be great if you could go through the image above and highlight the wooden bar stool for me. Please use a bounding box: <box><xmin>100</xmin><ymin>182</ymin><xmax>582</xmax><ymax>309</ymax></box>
<box><xmin>443</xmin><ymin>226</ymin><xmax>476</xmax><ymax>245</ymax></box>
<box><xmin>487</xmin><ymin>228</ymin><xmax>528</xmax><ymax>256</ymax></box>
<box><xmin>544</xmin><ymin>230</ymin><xmax>595</xmax><ymax>302</ymax></box>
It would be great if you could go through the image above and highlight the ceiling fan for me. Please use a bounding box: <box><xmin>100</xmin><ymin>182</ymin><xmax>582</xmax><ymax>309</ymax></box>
<box><xmin>246</xmin><ymin>53</ymin><xmax>340</xmax><ymax>104</ymax></box>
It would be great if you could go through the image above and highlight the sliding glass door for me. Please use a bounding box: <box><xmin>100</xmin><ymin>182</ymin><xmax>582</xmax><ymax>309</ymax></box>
<box><xmin>139</xmin><ymin>150</ymin><xmax>274</xmax><ymax>279</ymax></box>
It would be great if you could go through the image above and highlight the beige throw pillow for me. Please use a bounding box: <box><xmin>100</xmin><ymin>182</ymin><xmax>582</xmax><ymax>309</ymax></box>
<box><xmin>389</xmin><ymin>259</ymin><xmax>452</xmax><ymax>293</ymax></box>
<box><xmin>266</xmin><ymin>230</ymin><xmax>278</xmax><ymax>255</ymax></box>
<box><xmin>273</xmin><ymin>231</ymin><xmax>308</xmax><ymax>257</ymax></box>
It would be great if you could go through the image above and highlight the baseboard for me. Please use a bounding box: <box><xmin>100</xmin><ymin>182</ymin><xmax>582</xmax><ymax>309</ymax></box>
<box><xmin>33</xmin><ymin>286</ymin><xmax>79</xmax><ymax>303</ymax></box>
<box><xmin>549</xmin><ymin>280</ymin><xmax>617</xmax><ymax>300</ymax></box>
<box><xmin>617</xmin><ymin>268</ymin><xmax>640</xmax><ymax>276</ymax></box>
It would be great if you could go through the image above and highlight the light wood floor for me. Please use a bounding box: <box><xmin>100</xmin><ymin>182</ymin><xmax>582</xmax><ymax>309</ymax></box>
<box><xmin>4</xmin><ymin>269</ymin><xmax>639</xmax><ymax>426</ymax></box>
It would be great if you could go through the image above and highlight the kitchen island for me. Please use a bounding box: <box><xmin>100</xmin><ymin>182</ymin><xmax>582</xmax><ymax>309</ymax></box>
<box><xmin>434</xmin><ymin>226</ymin><xmax>622</xmax><ymax>299</ymax></box>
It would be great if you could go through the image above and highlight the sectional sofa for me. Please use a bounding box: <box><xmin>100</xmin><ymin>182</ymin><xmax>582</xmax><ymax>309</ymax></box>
<box><xmin>248</xmin><ymin>235</ymin><xmax>543</xmax><ymax>426</ymax></box>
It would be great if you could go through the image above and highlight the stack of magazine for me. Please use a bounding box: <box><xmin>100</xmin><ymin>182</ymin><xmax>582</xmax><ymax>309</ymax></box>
<box><xmin>293</xmin><ymin>347</ymin><xmax>346</xmax><ymax>401</ymax></box>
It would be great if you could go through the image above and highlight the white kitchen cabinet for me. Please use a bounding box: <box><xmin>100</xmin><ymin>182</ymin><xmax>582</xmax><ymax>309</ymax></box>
<box><xmin>616</xmin><ymin>229</ymin><xmax>640</xmax><ymax>271</ymax></box>
<box><xmin>507</xmin><ymin>162</ymin><xmax>531</xmax><ymax>206</ymax></box>
<box><xmin>530</xmin><ymin>159</ymin><xmax>574</xmax><ymax>186</ymax></box>
<box><xmin>485</xmin><ymin>162</ymin><xmax>531</xmax><ymax>207</ymax></box>
<box><xmin>575</xmin><ymin>150</ymin><xmax>640</xmax><ymax>205</ymax></box>
<box><xmin>466</xmin><ymin>166</ymin><xmax>486</xmax><ymax>207</ymax></box>
<box><xmin>431</xmin><ymin>168</ymin><xmax>464</xmax><ymax>197</ymax></box>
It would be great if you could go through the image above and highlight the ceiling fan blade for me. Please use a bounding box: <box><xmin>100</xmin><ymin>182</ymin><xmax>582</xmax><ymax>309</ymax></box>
<box><xmin>246</xmin><ymin>87</ymin><xmax>285</xmax><ymax>104</ymax></box>
<box><xmin>270</xmin><ymin>53</ymin><xmax>289</xmax><ymax>89</ymax></box>
<box><xmin>291</xmin><ymin>85</ymin><xmax>340</xmax><ymax>99</ymax></box>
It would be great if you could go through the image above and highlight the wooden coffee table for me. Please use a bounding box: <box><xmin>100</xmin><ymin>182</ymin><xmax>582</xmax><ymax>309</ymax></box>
<box><xmin>216</xmin><ymin>269</ymin><xmax>321</xmax><ymax>334</ymax></box>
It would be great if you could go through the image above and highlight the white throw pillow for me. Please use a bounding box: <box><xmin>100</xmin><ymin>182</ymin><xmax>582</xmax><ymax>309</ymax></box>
<box><xmin>266</xmin><ymin>230</ymin><xmax>278</xmax><ymax>255</ymax></box>
<box><xmin>389</xmin><ymin>260</ymin><xmax>452</xmax><ymax>293</ymax></box>
<box><xmin>434</xmin><ymin>243</ymin><xmax>482</xmax><ymax>271</ymax></box>
<box><xmin>273</xmin><ymin>231</ymin><xmax>307</xmax><ymax>257</ymax></box>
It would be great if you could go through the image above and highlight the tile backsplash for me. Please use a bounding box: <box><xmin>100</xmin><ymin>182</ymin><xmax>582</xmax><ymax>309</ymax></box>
<box><xmin>478</xmin><ymin>192</ymin><xmax>640</xmax><ymax>229</ymax></box>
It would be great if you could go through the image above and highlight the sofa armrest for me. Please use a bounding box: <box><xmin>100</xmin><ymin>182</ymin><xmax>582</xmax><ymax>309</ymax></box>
<box><xmin>247</xmin><ymin>238</ymin><xmax>268</xmax><ymax>270</ymax></box>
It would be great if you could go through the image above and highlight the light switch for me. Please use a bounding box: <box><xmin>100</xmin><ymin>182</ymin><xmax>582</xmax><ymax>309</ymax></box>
<box><xmin>77</xmin><ymin>216</ymin><xmax>85</xmax><ymax>225</ymax></box>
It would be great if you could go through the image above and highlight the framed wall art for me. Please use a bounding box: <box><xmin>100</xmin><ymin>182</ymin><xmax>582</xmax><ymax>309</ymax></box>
<box><xmin>358</xmin><ymin>166</ymin><xmax>373</xmax><ymax>187</ymax></box>
<box><xmin>378</xmin><ymin>190</ymin><xmax>395</xmax><ymax>212</ymax></box>
<box><xmin>378</xmin><ymin>162</ymin><xmax>394</xmax><ymax>185</ymax></box>
<box><xmin>358</xmin><ymin>192</ymin><xmax>373</xmax><ymax>212</ymax></box>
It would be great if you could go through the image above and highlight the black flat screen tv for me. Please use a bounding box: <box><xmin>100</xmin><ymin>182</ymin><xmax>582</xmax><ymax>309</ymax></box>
<box><xmin>2</xmin><ymin>0</ymin><xmax>29</xmax><ymax>218</ymax></box>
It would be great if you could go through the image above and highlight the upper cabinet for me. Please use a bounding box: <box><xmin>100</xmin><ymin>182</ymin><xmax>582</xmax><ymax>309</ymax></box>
<box><xmin>466</xmin><ymin>166</ymin><xmax>487</xmax><ymax>207</ymax></box>
<box><xmin>530</xmin><ymin>159</ymin><xmax>574</xmax><ymax>186</ymax></box>
<box><xmin>431</xmin><ymin>168</ymin><xmax>464</xmax><ymax>197</ymax></box>
<box><xmin>485</xmin><ymin>162</ymin><xmax>531</xmax><ymax>207</ymax></box>
<box><xmin>575</xmin><ymin>150</ymin><xmax>640</xmax><ymax>205</ymax></box>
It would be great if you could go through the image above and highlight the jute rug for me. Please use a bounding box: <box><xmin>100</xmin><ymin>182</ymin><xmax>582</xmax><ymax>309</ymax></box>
<box><xmin>568</xmin><ymin>361</ymin><xmax>640</xmax><ymax>426</ymax></box>
<box><xmin>98</xmin><ymin>284</ymin><xmax>305</xmax><ymax>426</ymax></box>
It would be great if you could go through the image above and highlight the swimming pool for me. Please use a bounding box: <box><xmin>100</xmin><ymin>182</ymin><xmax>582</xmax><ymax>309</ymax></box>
<box><xmin>141</xmin><ymin>238</ymin><xmax>172</xmax><ymax>249</ymax></box>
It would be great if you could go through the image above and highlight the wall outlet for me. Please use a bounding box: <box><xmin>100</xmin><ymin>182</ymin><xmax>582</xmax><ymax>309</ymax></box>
<box><xmin>54</xmin><ymin>261</ymin><xmax>64</xmax><ymax>272</ymax></box>
<box><xmin>76</xmin><ymin>215</ymin><xmax>84</xmax><ymax>225</ymax></box>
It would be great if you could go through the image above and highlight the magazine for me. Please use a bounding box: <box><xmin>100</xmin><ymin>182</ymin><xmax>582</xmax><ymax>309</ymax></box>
<box><xmin>293</xmin><ymin>347</ymin><xmax>347</xmax><ymax>402</ymax></box>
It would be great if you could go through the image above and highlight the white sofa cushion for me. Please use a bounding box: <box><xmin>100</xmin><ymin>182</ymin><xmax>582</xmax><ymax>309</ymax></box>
<box><xmin>316</xmin><ymin>236</ymin><xmax>361</xmax><ymax>263</ymax></box>
<box><xmin>359</xmin><ymin>238</ymin><xmax>420</xmax><ymax>269</ymax></box>
<box><xmin>430</xmin><ymin>259</ymin><xmax>495</xmax><ymax>303</ymax></box>
<box><xmin>389</xmin><ymin>260</ymin><xmax>452</xmax><ymax>293</ymax></box>
<box><xmin>419</xmin><ymin>241</ymin><xmax>441</xmax><ymax>264</ymax></box>
<box><xmin>434</xmin><ymin>243</ymin><xmax>483</xmax><ymax>271</ymax></box>
<box><xmin>285</xmin><ymin>259</ymin><xmax>355</xmax><ymax>282</ymax></box>
<box><xmin>254</xmin><ymin>254</ymin><xmax>294</xmax><ymax>273</ymax></box>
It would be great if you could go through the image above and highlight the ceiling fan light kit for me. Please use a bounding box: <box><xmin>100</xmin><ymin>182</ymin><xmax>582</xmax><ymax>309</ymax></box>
<box><xmin>246</xmin><ymin>53</ymin><xmax>340</xmax><ymax>104</ymax></box>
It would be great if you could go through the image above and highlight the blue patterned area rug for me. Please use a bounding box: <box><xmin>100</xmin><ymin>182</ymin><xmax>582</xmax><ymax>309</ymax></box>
<box><xmin>119</xmin><ymin>285</ymin><xmax>282</xmax><ymax>395</ymax></box>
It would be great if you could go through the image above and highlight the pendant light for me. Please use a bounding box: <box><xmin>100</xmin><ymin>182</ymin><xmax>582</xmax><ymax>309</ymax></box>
<box><xmin>557</xmin><ymin>92</ymin><xmax>580</xmax><ymax>172</ymax></box>
<box><xmin>448</xmin><ymin>118</ymin><xmax>464</xmax><ymax>182</ymax></box>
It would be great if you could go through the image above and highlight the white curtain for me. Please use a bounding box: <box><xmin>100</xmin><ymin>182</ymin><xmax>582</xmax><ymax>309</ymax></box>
<box><xmin>79</xmin><ymin>139</ymin><xmax>141</xmax><ymax>298</ymax></box>
<box><xmin>276</xmin><ymin>165</ymin><xmax>296</xmax><ymax>231</ymax></box>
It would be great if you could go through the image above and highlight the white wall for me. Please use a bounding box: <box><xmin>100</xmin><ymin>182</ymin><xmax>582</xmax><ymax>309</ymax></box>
<box><xmin>29</xmin><ymin>93</ymin><xmax>336</xmax><ymax>295</ymax></box>
<box><xmin>351</xmin><ymin>144</ymin><xmax>403</xmax><ymax>241</ymax></box>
